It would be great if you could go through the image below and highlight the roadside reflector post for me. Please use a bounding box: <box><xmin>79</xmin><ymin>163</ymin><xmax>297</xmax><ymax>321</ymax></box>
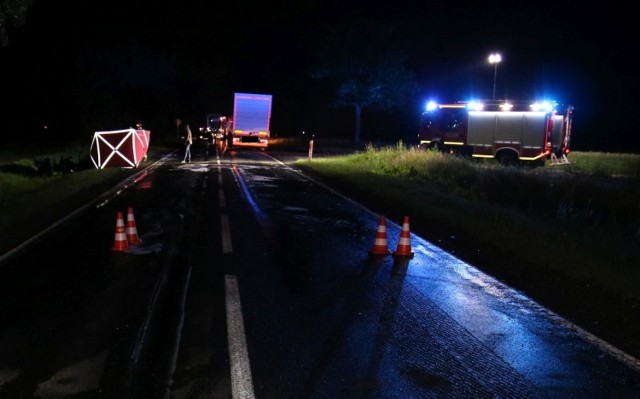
<box><xmin>308</xmin><ymin>138</ymin><xmax>314</xmax><ymax>160</ymax></box>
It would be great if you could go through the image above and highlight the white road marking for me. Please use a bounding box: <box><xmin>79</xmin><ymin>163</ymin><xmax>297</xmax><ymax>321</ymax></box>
<box><xmin>221</xmin><ymin>215</ymin><xmax>233</xmax><ymax>254</ymax></box>
<box><xmin>225</xmin><ymin>275</ymin><xmax>255</xmax><ymax>399</ymax></box>
<box><xmin>219</xmin><ymin>188</ymin><xmax>226</xmax><ymax>208</ymax></box>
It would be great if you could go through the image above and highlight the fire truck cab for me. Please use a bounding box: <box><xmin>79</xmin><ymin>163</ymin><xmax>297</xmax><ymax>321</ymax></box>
<box><xmin>417</xmin><ymin>100</ymin><xmax>573</xmax><ymax>166</ymax></box>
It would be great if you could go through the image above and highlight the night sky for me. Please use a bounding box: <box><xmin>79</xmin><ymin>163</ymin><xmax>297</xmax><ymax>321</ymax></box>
<box><xmin>1</xmin><ymin>1</ymin><xmax>638</xmax><ymax>152</ymax></box>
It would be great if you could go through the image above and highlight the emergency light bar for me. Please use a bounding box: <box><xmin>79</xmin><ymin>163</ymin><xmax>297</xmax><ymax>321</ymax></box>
<box><xmin>425</xmin><ymin>99</ymin><xmax>559</xmax><ymax>113</ymax></box>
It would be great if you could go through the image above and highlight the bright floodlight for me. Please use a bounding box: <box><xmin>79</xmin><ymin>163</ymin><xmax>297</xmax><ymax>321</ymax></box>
<box><xmin>488</xmin><ymin>54</ymin><xmax>502</xmax><ymax>64</ymax></box>
<box><xmin>488</xmin><ymin>53</ymin><xmax>502</xmax><ymax>100</ymax></box>
<box><xmin>426</xmin><ymin>101</ymin><xmax>438</xmax><ymax>111</ymax></box>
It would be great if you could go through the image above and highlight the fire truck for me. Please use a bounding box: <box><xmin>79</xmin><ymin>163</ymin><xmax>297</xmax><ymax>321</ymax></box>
<box><xmin>417</xmin><ymin>100</ymin><xmax>573</xmax><ymax>166</ymax></box>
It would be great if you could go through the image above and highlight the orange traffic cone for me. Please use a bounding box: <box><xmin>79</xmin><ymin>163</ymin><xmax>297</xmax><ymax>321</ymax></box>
<box><xmin>111</xmin><ymin>211</ymin><xmax>129</xmax><ymax>251</ymax></box>
<box><xmin>126</xmin><ymin>207</ymin><xmax>141</xmax><ymax>245</ymax></box>
<box><xmin>393</xmin><ymin>216</ymin><xmax>414</xmax><ymax>258</ymax></box>
<box><xmin>369</xmin><ymin>215</ymin><xmax>391</xmax><ymax>256</ymax></box>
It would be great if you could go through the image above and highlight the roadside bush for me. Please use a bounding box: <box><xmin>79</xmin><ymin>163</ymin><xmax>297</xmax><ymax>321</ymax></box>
<box><xmin>33</xmin><ymin>155</ymin><xmax>87</xmax><ymax>176</ymax></box>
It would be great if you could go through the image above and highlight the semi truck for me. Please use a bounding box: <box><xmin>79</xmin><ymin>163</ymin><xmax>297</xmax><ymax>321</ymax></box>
<box><xmin>417</xmin><ymin>100</ymin><xmax>573</xmax><ymax>166</ymax></box>
<box><xmin>229</xmin><ymin>92</ymin><xmax>272</xmax><ymax>149</ymax></box>
<box><xmin>200</xmin><ymin>113</ymin><xmax>231</xmax><ymax>140</ymax></box>
<box><xmin>198</xmin><ymin>113</ymin><xmax>221</xmax><ymax>141</ymax></box>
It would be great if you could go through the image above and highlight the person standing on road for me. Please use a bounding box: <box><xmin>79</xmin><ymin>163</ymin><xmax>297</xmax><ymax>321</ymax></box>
<box><xmin>182</xmin><ymin>124</ymin><xmax>193</xmax><ymax>163</ymax></box>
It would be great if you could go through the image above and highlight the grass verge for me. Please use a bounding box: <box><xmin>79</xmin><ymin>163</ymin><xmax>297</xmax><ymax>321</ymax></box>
<box><xmin>294</xmin><ymin>144</ymin><xmax>640</xmax><ymax>302</ymax></box>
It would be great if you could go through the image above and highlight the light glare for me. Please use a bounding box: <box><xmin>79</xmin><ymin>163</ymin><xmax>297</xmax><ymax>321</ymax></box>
<box><xmin>467</xmin><ymin>101</ymin><xmax>484</xmax><ymax>111</ymax></box>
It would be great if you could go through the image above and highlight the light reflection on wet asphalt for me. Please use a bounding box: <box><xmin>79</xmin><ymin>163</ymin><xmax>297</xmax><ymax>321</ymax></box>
<box><xmin>229</xmin><ymin>150</ymin><xmax>640</xmax><ymax>398</ymax></box>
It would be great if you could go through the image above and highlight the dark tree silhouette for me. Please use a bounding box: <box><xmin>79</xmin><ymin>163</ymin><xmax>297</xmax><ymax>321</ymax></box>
<box><xmin>311</xmin><ymin>17</ymin><xmax>417</xmax><ymax>143</ymax></box>
<box><xmin>71</xmin><ymin>42</ymin><xmax>178</xmax><ymax>134</ymax></box>
<box><xmin>0</xmin><ymin>0</ymin><xmax>33</xmax><ymax>46</ymax></box>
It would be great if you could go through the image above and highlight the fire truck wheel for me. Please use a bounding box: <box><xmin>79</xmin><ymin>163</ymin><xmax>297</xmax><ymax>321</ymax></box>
<box><xmin>497</xmin><ymin>152</ymin><xmax>518</xmax><ymax>166</ymax></box>
<box><xmin>431</xmin><ymin>141</ymin><xmax>444</xmax><ymax>153</ymax></box>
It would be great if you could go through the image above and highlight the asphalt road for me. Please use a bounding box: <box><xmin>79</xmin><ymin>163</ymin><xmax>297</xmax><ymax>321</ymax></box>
<box><xmin>0</xmin><ymin>143</ymin><xmax>639</xmax><ymax>397</ymax></box>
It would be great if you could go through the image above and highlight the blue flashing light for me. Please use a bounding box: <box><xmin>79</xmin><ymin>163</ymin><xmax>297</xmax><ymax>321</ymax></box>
<box><xmin>425</xmin><ymin>101</ymin><xmax>438</xmax><ymax>112</ymax></box>
<box><xmin>530</xmin><ymin>101</ymin><xmax>557</xmax><ymax>112</ymax></box>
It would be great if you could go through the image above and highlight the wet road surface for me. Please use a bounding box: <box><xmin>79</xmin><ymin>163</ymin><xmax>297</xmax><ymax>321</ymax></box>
<box><xmin>0</xmin><ymin>143</ymin><xmax>639</xmax><ymax>397</ymax></box>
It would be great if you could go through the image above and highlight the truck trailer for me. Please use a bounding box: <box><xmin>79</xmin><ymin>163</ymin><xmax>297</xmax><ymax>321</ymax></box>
<box><xmin>229</xmin><ymin>92</ymin><xmax>272</xmax><ymax>149</ymax></box>
<box><xmin>417</xmin><ymin>100</ymin><xmax>573</xmax><ymax>166</ymax></box>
